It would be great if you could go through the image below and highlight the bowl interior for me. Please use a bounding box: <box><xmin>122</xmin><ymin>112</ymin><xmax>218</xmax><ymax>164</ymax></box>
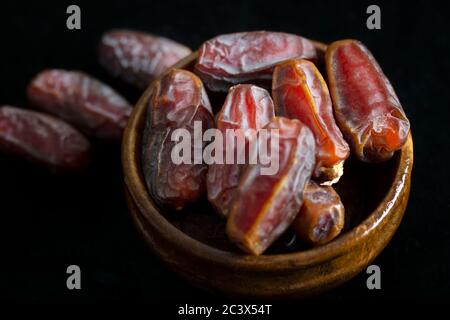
<box><xmin>160</xmin><ymin>154</ymin><xmax>399</xmax><ymax>254</ymax></box>
<box><xmin>126</xmin><ymin>47</ymin><xmax>402</xmax><ymax>256</ymax></box>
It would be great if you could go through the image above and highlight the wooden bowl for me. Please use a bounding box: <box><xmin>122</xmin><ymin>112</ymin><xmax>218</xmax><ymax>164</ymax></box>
<box><xmin>122</xmin><ymin>41</ymin><xmax>414</xmax><ymax>299</ymax></box>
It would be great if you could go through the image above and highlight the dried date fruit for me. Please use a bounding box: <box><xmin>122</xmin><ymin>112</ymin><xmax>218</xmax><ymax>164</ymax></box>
<box><xmin>207</xmin><ymin>84</ymin><xmax>275</xmax><ymax>217</ymax></box>
<box><xmin>0</xmin><ymin>106</ymin><xmax>90</xmax><ymax>170</ymax></box>
<box><xmin>142</xmin><ymin>69</ymin><xmax>214</xmax><ymax>211</ymax></box>
<box><xmin>27</xmin><ymin>69</ymin><xmax>132</xmax><ymax>140</ymax></box>
<box><xmin>292</xmin><ymin>181</ymin><xmax>344</xmax><ymax>246</ymax></box>
<box><xmin>226</xmin><ymin>117</ymin><xmax>316</xmax><ymax>255</ymax></box>
<box><xmin>99</xmin><ymin>29</ymin><xmax>192</xmax><ymax>89</ymax></box>
<box><xmin>195</xmin><ymin>31</ymin><xmax>317</xmax><ymax>91</ymax></box>
<box><xmin>325</xmin><ymin>40</ymin><xmax>410</xmax><ymax>162</ymax></box>
<box><xmin>272</xmin><ymin>59</ymin><xmax>350</xmax><ymax>184</ymax></box>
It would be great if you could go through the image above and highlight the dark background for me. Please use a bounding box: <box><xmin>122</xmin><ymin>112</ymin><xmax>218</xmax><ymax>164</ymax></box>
<box><xmin>0</xmin><ymin>0</ymin><xmax>449</xmax><ymax>302</ymax></box>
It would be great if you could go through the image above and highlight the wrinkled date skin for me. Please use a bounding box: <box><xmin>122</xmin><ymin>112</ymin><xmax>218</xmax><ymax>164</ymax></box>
<box><xmin>27</xmin><ymin>69</ymin><xmax>132</xmax><ymax>140</ymax></box>
<box><xmin>207</xmin><ymin>84</ymin><xmax>275</xmax><ymax>217</ymax></box>
<box><xmin>326</xmin><ymin>40</ymin><xmax>410</xmax><ymax>162</ymax></box>
<box><xmin>142</xmin><ymin>69</ymin><xmax>214</xmax><ymax>211</ymax></box>
<box><xmin>0</xmin><ymin>106</ymin><xmax>90</xmax><ymax>170</ymax></box>
<box><xmin>195</xmin><ymin>31</ymin><xmax>317</xmax><ymax>92</ymax></box>
<box><xmin>99</xmin><ymin>29</ymin><xmax>192</xmax><ymax>89</ymax></box>
<box><xmin>227</xmin><ymin>117</ymin><xmax>316</xmax><ymax>255</ymax></box>
<box><xmin>292</xmin><ymin>181</ymin><xmax>344</xmax><ymax>246</ymax></box>
<box><xmin>273</xmin><ymin>59</ymin><xmax>350</xmax><ymax>184</ymax></box>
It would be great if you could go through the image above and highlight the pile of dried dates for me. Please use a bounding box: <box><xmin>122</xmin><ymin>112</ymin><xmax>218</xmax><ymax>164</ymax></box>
<box><xmin>0</xmin><ymin>28</ymin><xmax>410</xmax><ymax>255</ymax></box>
<box><xmin>140</xmin><ymin>31</ymin><xmax>410</xmax><ymax>255</ymax></box>
<box><xmin>0</xmin><ymin>29</ymin><xmax>191</xmax><ymax>171</ymax></box>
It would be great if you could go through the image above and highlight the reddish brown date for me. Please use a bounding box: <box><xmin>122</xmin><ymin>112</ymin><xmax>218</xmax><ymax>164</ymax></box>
<box><xmin>98</xmin><ymin>29</ymin><xmax>192</xmax><ymax>89</ymax></box>
<box><xmin>292</xmin><ymin>181</ymin><xmax>344</xmax><ymax>246</ymax></box>
<box><xmin>195</xmin><ymin>31</ymin><xmax>317</xmax><ymax>91</ymax></box>
<box><xmin>0</xmin><ymin>106</ymin><xmax>90</xmax><ymax>170</ymax></box>
<box><xmin>326</xmin><ymin>40</ymin><xmax>410</xmax><ymax>162</ymax></box>
<box><xmin>142</xmin><ymin>69</ymin><xmax>214</xmax><ymax>211</ymax></box>
<box><xmin>207</xmin><ymin>84</ymin><xmax>275</xmax><ymax>217</ymax></box>
<box><xmin>27</xmin><ymin>70</ymin><xmax>132</xmax><ymax>140</ymax></box>
<box><xmin>226</xmin><ymin>117</ymin><xmax>316</xmax><ymax>255</ymax></box>
<box><xmin>273</xmin><ymin>59</ymin><xmax>350</xmax><ymax>184</ymax></box>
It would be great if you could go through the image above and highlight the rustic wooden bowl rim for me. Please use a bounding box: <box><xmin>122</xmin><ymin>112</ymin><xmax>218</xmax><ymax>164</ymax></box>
<box><xmin>122</xmin><ymin>41</ymin><xmax>413</xmax><ymax>271</ymax></box>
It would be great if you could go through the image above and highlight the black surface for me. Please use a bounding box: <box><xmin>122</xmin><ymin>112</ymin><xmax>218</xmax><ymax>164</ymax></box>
<box><xmin>0</xmin><ymin>0</ymin><xmax>449</xmax><ymax>303</ymax></box>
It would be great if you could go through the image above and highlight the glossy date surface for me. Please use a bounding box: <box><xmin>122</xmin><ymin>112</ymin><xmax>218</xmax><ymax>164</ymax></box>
<box><xmin>273</xmin><ymin>59</ymin><xmax>349</xmax><ymax>183</ymax></box>
<box><xmin>226</xmin><ymin>117</ymin><xmax>316</xmax><ymax>255</ymax></box>
<box><xmin>27</xmin><ymin>69</ymin><xmax>132</xmax><ymax>140</ymax></box>
<box><xmin>99</xmin><ymin>29</ymin><xmax>191</xmax><ymax>89</ymax></box>
<box><xmin>292</xmin><ymin>181</ymin><xmax>344</xmax><ymax>246</ymax></box>
<box><xmin>0</xmin><ymin>106</ymin><xmax>90</xmax><ymax>170</ymax></box>
<box><xmin>207</xmin><ymin>84</ymin><xmax>275</xmax><ymax>216</ymax></box>
<box><xmin>326</xmin><ymin>40</ymin><xmax>410</xmax><ymax>162</ymax></box>
<box><xmin>142</xmin><ymin>69</ymin><xmax>214</xmax><ymax>211</ymax></box>
<box><xmin>195</xmin><ymin>31</ymin><xmax>317</xmax><ymax>91</ymax></box>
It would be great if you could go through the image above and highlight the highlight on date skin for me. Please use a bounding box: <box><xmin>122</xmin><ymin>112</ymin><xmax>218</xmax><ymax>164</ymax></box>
<box><xmin>27</xmin><ymin>69</ymin><xmax>132</xmax><ymax>141</ymax></box>
<box><xmin>272</xmin><ymin>59</ymin><xmax>350</xmax><ymax>184</ymax></box>
<box><xmin>195</xmin><ymin>31</ymin><xmax>317</xmax><ymax>92</ymax></box>
<box><xmin>207</xmin><ymin>84</ymin><xmax>275</xmax><ymax>217</ymax></box>
<box><xmin>292</xmin><ymin>181</ymin><xmax>345</xmax><ymax>246</ymax></box>
<box><xmin>0</xmin><ymin>105</ymin><xmax>91</xmax><ymax>171</ymax></box>
<box><xmin>98</xmin><ymin>29</ymin><xmax>192</xmax><ymax>89</ymax></box>
<box><xmin>325</xmin><ymin>39</ymin><xmax>410</xmax><ymax>162</ymax></box>
<box><xmin>226</xmin><ymin>117</ymin><xmax>316</xmax><ymax>255</ymax></box>
<box><xmin>142</xmin><ymin>68</ymin><xmax>214</xmax><ymax>211</ymax></box>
